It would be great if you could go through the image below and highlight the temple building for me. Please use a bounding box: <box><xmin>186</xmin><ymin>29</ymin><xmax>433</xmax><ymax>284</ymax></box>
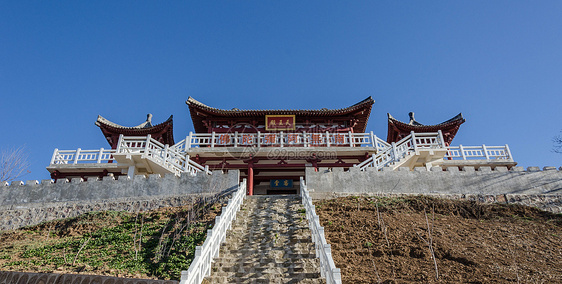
<box><xmin>47</xmin><ymin>97</ymin><xmax>516</xmax><ymax>195</ymax></box>
<box><xmin>96</xmin><ymin>114</ymin><xmax>175</xmax><ymax>148</ymax></box>
<box><xmin>387</xmin><ymin>112</ymin><xmax>465</xmax><ymax>146</ymax></box>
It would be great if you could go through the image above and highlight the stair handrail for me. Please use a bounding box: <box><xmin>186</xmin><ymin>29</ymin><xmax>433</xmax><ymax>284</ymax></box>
<box><xmin>356</xmin><ymin>133</ymin><xmax>414</xmax><ymax>171</ymax></box>
<box><xmin>179</xmin><ymin>179</ymin><xmax>247</xmax><ymax>284</ymax></box>
<box><xmin>300</xmin><ymin>177</ymin><xmax>342</xmax><ymax>284</ymax></box>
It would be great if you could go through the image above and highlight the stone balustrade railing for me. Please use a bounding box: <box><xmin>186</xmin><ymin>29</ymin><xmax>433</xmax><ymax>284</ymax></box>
<box><xmin>300</xmin><ymin>177</ymin><xmax>342</xmax><ymax>284</ymax></box>
<box><xmin>174</xmin><ymin>131</ymin><xmax>390</xmax><ymax>150</ymax></box>
<box><xmin>179</xmin><ymin>179</ymin><xmax>247</xmax><ymax>284</ymax></box>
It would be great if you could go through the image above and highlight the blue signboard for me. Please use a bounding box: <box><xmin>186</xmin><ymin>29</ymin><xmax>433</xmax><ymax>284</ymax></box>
<box><xmin>270</xmin><ymin>179</ymin><xmax>293</xmax><ymax>188</ymax></box>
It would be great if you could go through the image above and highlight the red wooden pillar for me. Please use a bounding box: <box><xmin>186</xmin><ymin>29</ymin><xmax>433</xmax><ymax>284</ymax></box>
<box><xmin>248</xmin><ymin>161</ymin><xmax>254</xmax><ymax>196</ymax></box>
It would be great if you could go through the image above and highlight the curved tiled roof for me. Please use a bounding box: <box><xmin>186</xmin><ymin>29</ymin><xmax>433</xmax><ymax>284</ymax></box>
<box><xmin>387</xmin><ymin>112</ymin><xmax>465</xmax><ymax>145</ymax></box>
<box><xmin>186</xmin><ymin>96</ymin><xmax>374</xmax><ymax>133</ymax></box>
<box><xmin>95</xmin><ymin>114</ymin><xmax>174</xmax><ymax>148</ymax></box>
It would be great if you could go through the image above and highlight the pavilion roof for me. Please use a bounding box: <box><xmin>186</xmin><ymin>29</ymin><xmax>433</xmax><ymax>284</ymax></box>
<box><xmin>95</xmin><ymin>114</ymin><xmax>174</xmax><ymax>148</ymax></box>
<box><xmin>186</xmin><ymin>96</ymin><xmax>374</xmax><ymax>133</ymax></box>
<box><xmin>387</xmin><ymin>112</ymin><xmax>465</xmax><ymax>145</ymax></box>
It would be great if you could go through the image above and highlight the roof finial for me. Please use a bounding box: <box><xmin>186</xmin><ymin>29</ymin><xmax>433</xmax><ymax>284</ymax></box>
<box><xmin>408</xmin><ymin>112</ymin><xmax>415</xmax><ymax>125</ymax></box>
<box><xmin>147</xmin><ymin>113</ymin><xmax>153</xmax><ymax>123</ymax></box>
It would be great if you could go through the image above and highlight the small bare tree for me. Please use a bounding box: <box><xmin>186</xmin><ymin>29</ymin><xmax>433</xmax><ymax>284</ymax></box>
<box><xmin>554</xmin><ymin>131</ymin><xmax>562</xmax><ymax>154</ymax></box>
<box><xmin>0</xmin><ymin>146</ymin><xmax>30</xmax><ymax>182</ymax></box>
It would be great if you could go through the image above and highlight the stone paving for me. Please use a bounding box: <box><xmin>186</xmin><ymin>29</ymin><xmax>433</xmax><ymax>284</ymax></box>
<box><xmin>204</xmin><ymin>195</ymin><xmax>325</xmax><ymax>284</ymax></box>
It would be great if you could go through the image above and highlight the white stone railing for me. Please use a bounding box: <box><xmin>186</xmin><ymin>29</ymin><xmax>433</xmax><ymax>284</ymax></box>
<box><xmin>357</xmin><ymin>131</ymin><xmax>445</xmax><ymax>171</ymax></box>
<box><xmin>445</xmin><ymin>145</ymin><xmax>513</xmax><ymax>160</ymax></box>
<box><xmin>300</xmin><ymin>177</ymin><xmax>342</xmax><ymax>284</ymax></box>
<box><xmin>50</xmin><ymin>148</ymin><xmax>116</xmax><ymax>164</ymax></box>
<box><xmin>49</xmin><ymin>135</ymin><xmax>211</xmax><ymax>176</ymax></box>
<box><xmin>116</xmin><ymin>135</ymin><xmax>212</xmax><ymax>176</ymax></box>
<box><xmin>179</xmin><ymin>179</ymin><xmax>247</xmax><ymax>284</ymax></box>
<box><xmin>174</xmin><ymin>131</ymin><xmax>389</xmax><ymax>150</ymax></box>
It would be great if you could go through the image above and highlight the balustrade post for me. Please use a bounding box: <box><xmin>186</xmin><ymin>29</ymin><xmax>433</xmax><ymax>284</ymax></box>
<box><xmin>280</xmin><ymin>131</ymin><xmax>284</xmax><ymax>147</ymax></box>
<box><xmin>187</xmin><ymin>132</ymin><xmax>193</xmax><ymax>149</ymax></box>
<box><xmin>234</xmin><ymin>131</ymin><xmax>238</xmax><ymax>147</ymax></box>
<box><xmin>438</xmin><ymin>130</ymin><xmax>445</xmax><ymax>147</ymax></box>
<box><xmin>257</xmin><ymin>131</ymin><xmax>261</xmax><ymax>148</ymax></box>
<box><xmin>73</xmin><ymin>148</ymin><xmax>81</xmax><ymax>164</ymax></box>
<box><xmin>211</xmin><ymin>132</ymin><xmax>216</xmax><ymax>147</ymax></box>
<box><xmin>348</xmin><ymin>131</ymin><xmax>353</xmax><ymax>147</ymax></box>
<box><xmin>483</xmin><ymin>144</ymin><xmax>490</xmax><ymax>159</ymax></box>
<box><xmin>50</xmin><ymin>149</ymin><xmax>58</xmax><ymax>164</ymax></box>
<box><xmin>391</xmin><ymin>142</ymin><xmax>397</xmax><ymax>161</ymax></box>
<box><xmin>97</xmin><ymin>148</ymin><xmax>104</xmax><ymax>163</ymax></box>
<box><xmin>459</xmin><ymin>144</ymin><xmax>466</xmax><ymax>160</ymax></box>
<box><xmin>325</xmin><ymin>131</ymin><xmax>330</xmax><ymax>147</ymax></box>
<box><xmin>411</xmin><ymin>131</ymin><xmax>417</xmax><ymax>152</ymax></box>
<box><xmin>505</xmin><ymin>144</ymin><xmax>513</xmax><ymax>160</ymax></box>
<box><xmin>303</xmin><ymin>131</ymin><xmax>308</xmax><ymax>147</ymax></box>
<box><xmin>163</xmin><ymin>144</ymin><xmax>169</xmax><ymax>164</ymax></box>
<box><xmin>116</xmin><ymin>134</ymin><xmax>124</xmax><ymax>153</ymax></box>
<box><xmin>332</xmin><ymin>268</ymin><xmax>342</xmax><ymax>283</ymax></box>
<box><xmin>143</xmin><ymin>134</ymin><xmax>152</xmax><ymax>158</ymax></box>
<box><xmin>370</xmin><ymin>131</ymin><xmax>375</xmax><ymax>148</ymax></box>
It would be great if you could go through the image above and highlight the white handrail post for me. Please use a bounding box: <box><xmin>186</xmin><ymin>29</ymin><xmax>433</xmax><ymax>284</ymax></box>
<box><xmin>97</xmin><ymin>148</ymin><xmax>104</xmax><ymax>163</ymax></box>
<box><xmin>257</xmin><ymin>131</ymin><xmax>261</xmax><ymax>148</ymax></box>
<box><xmin>163</xmin><ymin>144</ymin><xmax>169</xmax><ymax>164</ymax></box>
<box><xmin>411</xmin><ymin>131</ymin><xmax>417</xmax><ymax>152</ymax></box>
<box><xmin>187</xmin><ymin>132</ymin><xmax>193</xmax><ymax>149</ymax></box>
<box><xmin>348</xmin><ymin>131</ymin><xmax>353</xmax><ymax>147</ymax></box>
<box><xmin>50</xmin><ymin>148</ymin><xmax>58</xmax><ymax>164</ymax></box>
<box><xmin>483</xmin><ymin>144</ymin><xmax>490</xmax><ymax>160</ymax></box>
<box><xmin>234</xmin><ymin>131</ymin><xmax>238</xmax><ymax>147</ymax></box>
<box><xmin>459</xmin><ymin>144</ymin><xmax>466</xmax><ymax>160</ymax></box>
<box><xmin>211</xmin><ymin>132</ymin><xmax>216</xmax><ymax>147</ymax></box>
<box><xmin>303</xmin><ymin>131</ymin><xmax>307</xmax><ymax>147</ymax></box>
<box><xmin>116</xmin><ymin>134</ymin><xmax>124</xmax><ymax>153</ymax></box>
<box><xmin>144</xmin><ymin>134</ymin><xmax>152</xmax><ymax>158</ymax></box>
<box><xmin>326</xmin><ymin>131</ymin><xmax>330</xmax><ymax>147</ymax></box>
<box><xmin>370</xmin><ymin>131</ymin><xmax>375</xmax><ymax>147</ymax></box>
<box><xmin>73</xmin><ymin>148</ymin><xmax>81</xmax><ymax>164</ymax></box>
<box><xmin>391</xmin><ymin>142</ymin><xmax>397</xmax><ymax>161</ymax></box>
<box><xmin>280</xmin><ymin>131</ymin><xmax>284</xmax><ymax>147</ymax></box>
<box><xmin>505</xmin><ymin>144</ymin><xmax>513</xmax><ymax>160</ymax></box>
<box><xmin>438</xmin><ymin>130</ymin><xmax>445</xmax><ymax>148</ymax></box>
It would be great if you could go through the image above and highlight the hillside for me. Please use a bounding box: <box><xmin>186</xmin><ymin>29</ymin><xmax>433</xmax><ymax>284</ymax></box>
<box><xmin>0</xmin><ymin>198</ymin><xmax>226</xmax><ymax>281</ymax></box>
<box><xmin>0</xmin><ymin>195</ymin><xmax>561</xmax><ymax>283</ymax></box>
<box><xmin>316</xmin><ymin>196</ymin><xmax>562</xmax><ymax>283</ymax></box>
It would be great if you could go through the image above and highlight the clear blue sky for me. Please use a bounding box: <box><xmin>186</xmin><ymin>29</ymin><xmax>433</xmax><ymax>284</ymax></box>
<box><xmin>1</xmin><ymin>1</ymin><xmax>561</xmax><ymax>181</ymax></box>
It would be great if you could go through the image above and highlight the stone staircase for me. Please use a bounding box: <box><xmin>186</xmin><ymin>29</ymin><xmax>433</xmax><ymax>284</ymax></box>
<box><xmin>203</xmin><ymin>195</ymin><xmax>326</xmax><ymax>284</ymax></box>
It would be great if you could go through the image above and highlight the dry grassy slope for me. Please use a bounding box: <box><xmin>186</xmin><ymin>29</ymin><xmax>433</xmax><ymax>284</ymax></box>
<box><xmin>0</xmin><ymin>200</ymin><xmax>226</xmax><ymax>281</ymax></box>
<box><xmin>315</xmin><ymin>196</ymin><xmax>562</xmax><ymax>284</ymax></box>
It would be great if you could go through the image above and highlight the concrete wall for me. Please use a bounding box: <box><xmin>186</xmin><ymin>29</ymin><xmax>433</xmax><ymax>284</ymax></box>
<box><xmin>306</xmin><ymin>166</ymin><xmax>562</xmax><ymax>195</ymax></box>
<box><xmin>0</xmin><ymin>271</ymin><xmax>177</xmax><ymax>284</ymax></box>
<box><xmin>0</xmin><ymin>171</ymin><xmax>239</xmax><ymax>231</ymax></box>
<box><xmin>1</xmin><ymin>171</ymin><xmax>239</xmax><ymax>207</ymax></box>
<box><xmin>305</xmin><ymin>166</ymin><xmax>562</xmax><ymax>212</ymax></box>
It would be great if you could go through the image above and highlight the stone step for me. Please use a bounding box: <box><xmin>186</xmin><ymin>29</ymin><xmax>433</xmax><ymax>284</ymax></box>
<box><xmin>203</xmin><ymin>195</ymin><xmax>324</xmax><ymax>283</ymax></box>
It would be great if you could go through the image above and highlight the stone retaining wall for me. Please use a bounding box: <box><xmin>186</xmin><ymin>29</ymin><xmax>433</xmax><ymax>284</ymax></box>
<box><xmin>0</xmin><ymin>193</ymin><xmax>224</xmax><ymax>231</ymax></box>
<box><xmin>0</xmin><ymin>171</ymin><xmax>239</xmax><ymax>231</ymax></box>
<box><xmin>1</xmin><ymin>171</ymin><xmax>238</xmax><ymax>206</ymax></box>
<box><xmin>309</xmin><ymin>192</ymin><xmax>562</xmax><ymax>213</ymax></box>
<box><xmin>306</xmin><ymin>166</ymin><xmax>562</xmax><ymax>212</ymax></box>
<box><xmin>0</xmin><ymin>271</ymin><xmax>177</xmax><ymax>284</ymax></box>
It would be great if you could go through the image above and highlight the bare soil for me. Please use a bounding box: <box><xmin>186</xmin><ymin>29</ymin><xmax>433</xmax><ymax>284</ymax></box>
<box><xmin>315</xmin><ymin>196</ymin><xmax>562</xmax><ymax>284</ymax></box>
